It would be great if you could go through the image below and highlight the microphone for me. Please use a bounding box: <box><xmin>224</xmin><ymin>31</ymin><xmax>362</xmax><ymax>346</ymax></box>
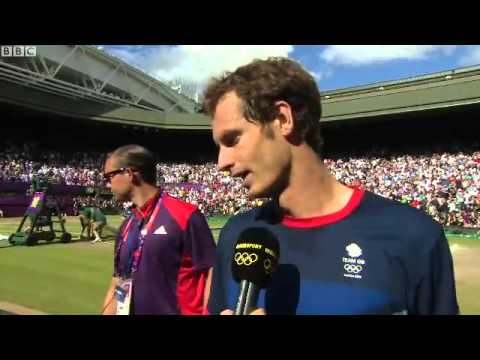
<box><xmin>231</xmin><ymin>227</ymin><xmax>280</xmax><ymax>315</ymax></box>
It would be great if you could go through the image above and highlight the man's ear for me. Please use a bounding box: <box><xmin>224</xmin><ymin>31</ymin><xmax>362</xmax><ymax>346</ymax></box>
<box><xmin>274</xmin><ymin>100</ymin><xmax>294</xmax><ymax>137</ymax></box>
<box><xmin>273</xmin><ymin>100</ymin><xmax>303</xmax><ymax>146</ymax></box>
<box><xmin>129</xmin><ymin>169</ymin><xmax>142</xmax><ymax>186</ymax></box>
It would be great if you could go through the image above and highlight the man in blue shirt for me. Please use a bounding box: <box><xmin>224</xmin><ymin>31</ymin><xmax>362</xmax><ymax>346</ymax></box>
<box><xmin>202</xmin><ymin>57</ymin><xmax>459</xmax><ymax>315</ymax></box>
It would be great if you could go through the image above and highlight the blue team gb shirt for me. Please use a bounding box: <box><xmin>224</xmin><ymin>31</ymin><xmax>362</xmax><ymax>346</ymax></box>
<box><xmin>208</xmin><ymin>188</ymin><xmax>459</xmax><ymax>315</ymax></box>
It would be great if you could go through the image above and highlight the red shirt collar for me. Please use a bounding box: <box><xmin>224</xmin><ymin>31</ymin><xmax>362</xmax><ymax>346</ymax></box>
<box><xmin>281</xmin><ymin>187</ymin><xmax>365</xmax><ymax>229</ymax></box>
<box><xmin>132</xmin><ymin>190</ymin><xmax>162</xmax><ymax>220</ymax></box>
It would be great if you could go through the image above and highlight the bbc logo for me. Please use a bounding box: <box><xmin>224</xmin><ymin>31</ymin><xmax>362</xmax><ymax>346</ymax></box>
<box><xmin>1</xmin><ymin>46</ymin><xmax>37</xmax><ymax>57</ymax></box>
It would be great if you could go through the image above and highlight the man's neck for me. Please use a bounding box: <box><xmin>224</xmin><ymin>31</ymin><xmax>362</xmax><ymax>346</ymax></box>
<box><xmin>276</xmin><ymin>147</ymin><xmax>353</xmax><ymax>219</ymax></box>
<box><xmin>131</xmin><ymin>184</ymin><xmax>160</xmax><ymax>209</ymax></box>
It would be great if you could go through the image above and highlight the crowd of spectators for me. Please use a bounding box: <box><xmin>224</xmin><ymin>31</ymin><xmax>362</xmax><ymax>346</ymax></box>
<box><xmin>1</xmin><ymin>141</ymin><xmax>479</xmax><ymax>227</ymax></box>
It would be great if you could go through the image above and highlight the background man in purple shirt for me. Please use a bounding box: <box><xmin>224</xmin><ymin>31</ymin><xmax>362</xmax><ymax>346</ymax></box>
<box><xmin>101</xmin><ymin>144</ymin><xmax>216</xmax><ymax>315</ymax></box>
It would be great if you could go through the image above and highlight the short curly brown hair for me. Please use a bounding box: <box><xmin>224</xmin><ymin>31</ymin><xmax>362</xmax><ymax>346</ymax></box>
<box><xmin>202</xmin><ymin>57</ymin><xmax>324</xmax><ymax>155</ymax></box>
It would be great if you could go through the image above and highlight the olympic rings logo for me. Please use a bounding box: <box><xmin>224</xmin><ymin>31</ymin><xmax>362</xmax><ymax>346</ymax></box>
<box><xmin>344</xmin><ymin>264</ymin><xmax>363</xmax><ymax>274</ymax></box>
<box><xmin>235</xmin><ymin>252</ymin><xmax>258</xmax><ymax>266</ymax></box>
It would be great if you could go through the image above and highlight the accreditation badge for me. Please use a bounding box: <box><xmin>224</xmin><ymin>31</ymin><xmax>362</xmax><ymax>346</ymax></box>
<box><xmin>115</xmin><ymin>279</ymin><xmax>133</xmax><ymax>315</ymax></box>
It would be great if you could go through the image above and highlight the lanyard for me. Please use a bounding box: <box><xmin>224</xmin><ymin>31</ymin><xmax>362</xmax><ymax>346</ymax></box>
<box><xmin>116</xmin><ymin>195</ymin><xmax>162</xmax><ymax>278</ymax></box>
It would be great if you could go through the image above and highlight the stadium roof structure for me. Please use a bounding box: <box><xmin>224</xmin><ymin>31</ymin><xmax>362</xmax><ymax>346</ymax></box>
<box><xmin>1</xmin><ymin>46</ymin><xmax>480</xmax><ymax>129</ymax></box>
<box><xmin>321</xmin><ymin>63</ymin><xmax>480</xmax><ymax>122</ymax></box>
<box><xmin>0</xmin><ymin>45</ymin><xmax>200</xmax><ymax>123</ymax></box>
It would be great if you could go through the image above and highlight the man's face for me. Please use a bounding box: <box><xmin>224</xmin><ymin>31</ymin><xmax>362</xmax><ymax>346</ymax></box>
<box><xmin>212</xmin><ymin>91</ymin><xmax>291</xmax><ymax>200</ymax></box>
<box><xmin>104</xmin><ymin>156</ymin><xmax>132</xmax><ymax>202</ymax></box>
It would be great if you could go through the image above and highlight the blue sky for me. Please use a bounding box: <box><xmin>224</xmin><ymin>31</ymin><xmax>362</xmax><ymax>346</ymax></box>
<box><xmin>99</xmin><ymin>45</ymin><xmax>480</xmax><ymax>93</ymax></box>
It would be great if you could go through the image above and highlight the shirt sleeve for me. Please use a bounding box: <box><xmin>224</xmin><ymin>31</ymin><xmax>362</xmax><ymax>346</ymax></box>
<box><xmin>412</xmin><ymin>229</ymin><xmax>460</xmax><ymax>314</ymax></box>
<box><xmin>176</xmin><ymin>211</ymin><xmax>216</xmax><ymax>314</ymax></box>
<box><xmin>183</xmin><ymin>210</ymin><xmax>216</xmax><ymax>272</ymax></box>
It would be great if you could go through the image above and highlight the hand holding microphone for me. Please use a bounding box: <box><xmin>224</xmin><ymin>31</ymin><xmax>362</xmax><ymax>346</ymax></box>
<box><xmin>220</xmin><ymin>308</ymin><xmax>266</xmax><ymax>315</ymax></box>
<box><xmin>222</xmin><ymin>227</ymin><xmax>280</xmax><ymax>315</ymax></box>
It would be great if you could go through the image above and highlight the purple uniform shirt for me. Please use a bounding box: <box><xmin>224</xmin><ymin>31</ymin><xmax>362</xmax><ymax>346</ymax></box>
<box><xmin>114</xmin><ymin>192</ymin><xmax>216</xmax><ymax>315</ymax></box>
